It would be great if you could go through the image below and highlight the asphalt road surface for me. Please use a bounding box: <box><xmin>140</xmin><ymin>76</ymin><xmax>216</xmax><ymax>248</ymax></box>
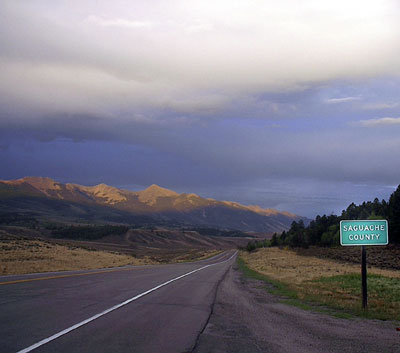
<box><xmin>0</xmin><ymin>250</ymin><xmax>236</xmax><ymax>353</ymax></box>
<box><xmin>2</xmin><ymin>250</ymin><xmax>400</xmax><ymax>353</ymax></box>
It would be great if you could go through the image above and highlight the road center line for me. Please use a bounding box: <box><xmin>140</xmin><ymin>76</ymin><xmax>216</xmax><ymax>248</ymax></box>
<box><xmin>16</xmin><ymin>251</ymin><xmax>237</xmax><ymax>353</ymax></box>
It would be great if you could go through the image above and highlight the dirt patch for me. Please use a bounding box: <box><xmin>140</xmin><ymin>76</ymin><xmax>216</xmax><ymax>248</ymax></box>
<box><xmin>240</xmin><ymin>247</ymin><xmax>400</xmax><ymax>285</ymax></box>
<box><xmin>295</xmin><ymin>245</ymin><xmax>400</xmax><ymax>270</ymax></box>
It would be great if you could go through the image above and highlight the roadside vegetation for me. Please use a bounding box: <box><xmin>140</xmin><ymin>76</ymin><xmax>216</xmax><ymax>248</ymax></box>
<box><xmin>241</xmin><ymin>184</ymin><xmax>400</xmax><ymax>320</ymax></box>
<box><xmin>239</xmin><ymin>248</ymin><xmax>400</xmax><ymax>321</ymax></box>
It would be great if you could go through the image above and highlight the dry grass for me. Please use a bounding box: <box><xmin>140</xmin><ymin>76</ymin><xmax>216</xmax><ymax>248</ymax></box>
<box><xmin>240</xmin><ymin>247</ymin><xmax>400</xmax><ymax>284</ymax></box>
<box><xmin>0</xmin><ymin>237</ymin><xmax>153</xmax><ymax>275</ymax></box>
<box><xmin>0</xmin><ymin>228</ymin><xmax>223</xmax><ymax>275</ymax></box>
<box><xmin>240</xmin><ymin>247</ymin><xmax>400</xmax><ymax>320</ymax></box>
<box><xmin>169</xmin><ymin>249</ymin><xmax>222</xmax><ymax>263</ymax></box>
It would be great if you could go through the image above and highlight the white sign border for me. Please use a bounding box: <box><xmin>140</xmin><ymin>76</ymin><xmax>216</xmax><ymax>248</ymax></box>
<box><xmin>339</xmin><ymin>220</ymin><xmax>389</xmax><ymax>246</ymax></box>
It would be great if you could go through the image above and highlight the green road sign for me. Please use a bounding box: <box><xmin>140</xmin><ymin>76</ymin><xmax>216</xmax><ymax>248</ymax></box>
<box><xmin>340</xmin><ymin>220</ymin><xmax>388</xmax><ymax>246</ymax></box>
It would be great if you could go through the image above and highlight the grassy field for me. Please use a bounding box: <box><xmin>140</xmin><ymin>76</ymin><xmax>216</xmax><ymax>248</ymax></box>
<box><xmin>240</xmin><ymin>247</ymin><xmax>400</xmax><ymax>321</ymax></box>
<box><xmin>0</xmin><ymin>227</ymin><xmax>222</xmax><ymax>275</ymax></box>
<box><xmin>0</xmin><ymin>236</ymin><xmax>152</xmax><ymax>275</ymax></box>
<box><xmin>0</xmin><ymin>229</ymin><xmax>222</xmax><ymax>275</ymax></box>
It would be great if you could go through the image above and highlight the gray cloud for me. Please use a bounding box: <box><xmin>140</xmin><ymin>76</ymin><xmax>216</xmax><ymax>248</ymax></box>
<box><xmin>354</xmin><ymin>117</ymin><xmax>400</xmax><ymax>127</ymax></box>
<box><xmin>362</xmin><ymin>103</ymin><xmax>400</xmax><ymax>110</ymax></box>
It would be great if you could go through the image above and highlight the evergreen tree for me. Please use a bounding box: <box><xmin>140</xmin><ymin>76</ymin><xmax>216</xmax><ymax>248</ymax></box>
<box><xmin>388</xmin><ymin>185</ymin><xmax>400</xmax><ymax>243</ymax></box>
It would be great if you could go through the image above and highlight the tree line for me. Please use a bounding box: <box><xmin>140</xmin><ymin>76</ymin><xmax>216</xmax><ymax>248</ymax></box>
<box><xmin>188</xmin><ymin>227</ymin><xmax>248</xmax><ymax>238</ymax></box>
<box><xmin>0</xmin><ymin>212</ymin><xmax>38</xmax><ymax>229</ymax></box>
<box><xmin>273</xmin><ymin>184</ymin><xmax>400</xmax><ymax>247</ymax></box>
<box><xmin>51</xmin><ymin>225</ymin><xmax>130</xmax><ymax>240</ymax></box>
<box><xmin>245</xmin><ymin>184</ymin><xmax>400</xmax><ymax>250</ymax></box>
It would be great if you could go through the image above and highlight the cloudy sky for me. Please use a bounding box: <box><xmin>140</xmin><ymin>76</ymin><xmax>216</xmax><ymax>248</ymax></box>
<box><xmin>1</xmin><ymin>0</ymin><xmax>400</xmax><ymax>217</ymax></box>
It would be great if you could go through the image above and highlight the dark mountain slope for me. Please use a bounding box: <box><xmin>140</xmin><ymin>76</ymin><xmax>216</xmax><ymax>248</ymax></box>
<box><xmin>0</xmin><ymin>177</ymin><xmax>306</xmax><ymax>232</ymax></box>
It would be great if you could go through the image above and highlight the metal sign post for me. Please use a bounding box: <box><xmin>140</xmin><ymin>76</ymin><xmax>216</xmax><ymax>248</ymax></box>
<box><xmin>361</xmin><ymin>245</ymin><xmax>367</xmax><ymax>310</ymax></box>
<box><xmin>340</xmin><ymin>220</ymin><xmax>389</xmax><ymax>310</ymax></box>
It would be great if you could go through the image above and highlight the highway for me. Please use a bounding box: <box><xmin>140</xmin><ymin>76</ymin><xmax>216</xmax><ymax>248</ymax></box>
<box><xmin>0</xmin><ymin>250</ymin><xmax>236</xmax><ymax>353</ymax></box>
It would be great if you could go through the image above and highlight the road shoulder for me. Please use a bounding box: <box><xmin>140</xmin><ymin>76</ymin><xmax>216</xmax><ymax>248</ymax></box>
<box><xmin>192</xmin><ymin>262</ymin><xmax>400</xmax><ymax>353</ymax></box>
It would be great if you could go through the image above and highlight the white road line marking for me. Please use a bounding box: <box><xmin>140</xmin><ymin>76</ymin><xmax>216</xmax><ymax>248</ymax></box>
<box><xmin>17</xmin><ymin>251</ymin><xmax>237</xmax><ymax>353</ymax></box>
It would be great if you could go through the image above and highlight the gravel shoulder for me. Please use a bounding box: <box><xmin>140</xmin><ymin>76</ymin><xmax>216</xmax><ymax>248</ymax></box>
<box><xmin>193</xmin><ymin>262</ymin><xmax>400</xmax><ymax>353</ymax></box>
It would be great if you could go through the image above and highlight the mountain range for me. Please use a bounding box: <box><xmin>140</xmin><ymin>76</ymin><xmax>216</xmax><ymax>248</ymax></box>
<box><xmin>0</xmin><ymin>177</ymin><xmax>306</xmax><ymax>232</ymax></box>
